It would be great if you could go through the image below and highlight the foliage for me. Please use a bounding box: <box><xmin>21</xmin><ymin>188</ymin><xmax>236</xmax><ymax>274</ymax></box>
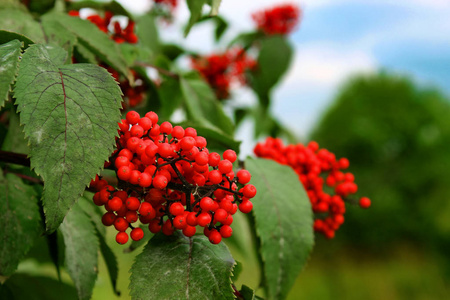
<box><xmin>310</xmin><ymin>73</ymin><xmax>450</xmax><ymax>252</ymax></box>
<box><xmin>0</xmin><ymin>1</ymin><xmax>366</xmax><ymax>299</ymax></box>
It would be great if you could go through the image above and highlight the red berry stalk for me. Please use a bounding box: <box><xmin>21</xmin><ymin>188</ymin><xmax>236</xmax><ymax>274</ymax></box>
<box><xmin>254</xmin><ymin>137</ymin><xmax>370</xmax><ymax>239</ymax></box>
<box><xmin>90</xmin><ymin>111</ymin><xmax>257</xmax><ymax>245</ymax></box>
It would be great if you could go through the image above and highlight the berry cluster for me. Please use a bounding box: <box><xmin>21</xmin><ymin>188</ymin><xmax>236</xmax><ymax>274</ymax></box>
<box><xmin>91</xmin><ymin>111</ymin><xmax>257</xmax><ymax>245</ymax></box>
<box><xmin>252</xmin><ymin>4</ymin><xmax>301</xmax><ymax>35</ymax></box>
<box><xmin>254</xmin><ymin>137</ymin><xmax>370</xmax><ymax>239</ymax></box>
<box><xmin>191</xmin><ymin>48</ymin><xmax>256</xmax><ymax>99</ymax></box>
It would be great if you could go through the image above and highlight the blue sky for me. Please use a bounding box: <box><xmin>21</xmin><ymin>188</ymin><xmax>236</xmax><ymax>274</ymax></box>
<box><xmin>118</xmin><ymin>0</ymin><xmax>450</xmax><ymax>153</ymax></box>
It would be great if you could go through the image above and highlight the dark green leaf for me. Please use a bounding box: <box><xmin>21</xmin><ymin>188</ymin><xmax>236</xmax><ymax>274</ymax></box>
<box><xmin>67</xmin><ymin>0</ymin><xmax>132</xmax><ymax>18</ymax></box>
<box><xmin>129</xmin><ymin>232</ymin><xmax>235</xmax><ymax>300</ymax></box>
<box><xmin>0</xmin><ymin>171</ymin><xmax>41</xmax><ymax>276</ymax></box>
<box><xmin>0</xmin><ymin>273</ymin><xmax>78</xmax><ymax>300</ymax></box>
<box><xmin>0</xmin><ymin>39</ymin><xmax>21</xmax><ymax>108</ymax></box>
<box><xmin>0</xmin><ymin>30</ymin><xmax>34</xmax><ymax>48</ymax></box>
<box><xmin>96</xmin><ymin>228</ymin><xmax>120</xmax><ymax>295</ymax></box>
<box><xmin>1</xmin><ymin>107</ymin><xmax>29</xmax><ymax>154</ymax></box>
<box><xmin>44</xmin><ymin>12</ymin><xmax>130</xmax><ymax>79</ymax></box>
<box><xmin>250</xmin><ymin>36</ymin><xmax>293</xmax><ymax>108</ymax></box>
<box><xmin>60</xmin><ymin>204</ymin><xmax>99</xmax><ymax>300</ymax></box>
<box><xmin>78</xmin><ymin>195</ymin><xmax>105</xmax><ymax>235</ymax></box>
<box><xmin>158</xmin><ymin>77</ymin><xmax>183</xmax><ymax>120</ymax></box>
<box><xmin>180</xmin><ymin>76</ymin><xmax>234</xmax><ymax>134</ymax></box>
<box><xmin>245</xmin><ymin>157</ymin><xmax>314</xmax><ymax>300</ymax></box>
<box><xmin>185</xmin><ymin>0</ymin><xmax>208</xmax><ymax>37</ymax></box>
<box><xmin>231</xmin><ymin>260</ymin><xmax>243</xmax><ymax>282</ymax></box>
<box><xmin>161</xmin><ymin>43</ymin><xmax>184</xmax><ymax>61</ymax></box>
<box><xmin>73</xmin><ymin>42</ymin><xmax>98</xmax><ymax>64</ymax></box>
<box><xmin>228</xmin><ymin>31</ymin><xmax>262</xmax><ymax>49</ymax></box>
<box><xmin>0</xmin><ymin>9</ymin><xmax>45</xmax><ymax>43</ymax></box>
<box><xmin>14</xmin><ymin>44</ymin><xmax>122</xmax><ymax>232</ymax></box>
<box><xmin>240</xmin><ymin>285</ymin><xmax>256</xmax><ymax>300</ymax></box>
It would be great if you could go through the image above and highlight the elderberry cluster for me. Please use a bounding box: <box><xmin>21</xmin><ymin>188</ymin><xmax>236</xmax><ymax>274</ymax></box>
<box><xmin>254</xmin><ymin>137</ymin><xmax>370</xmax><ymax>239</ymax></box>
<box><xmin>252</xmin><ymin>4</ymin><xmax>301</xmax><ymax>35</ymax></box>
<box><xmin>91</xmin><ymin>111</ymin><xmax>256</xmax><ymax>245</ymax></box>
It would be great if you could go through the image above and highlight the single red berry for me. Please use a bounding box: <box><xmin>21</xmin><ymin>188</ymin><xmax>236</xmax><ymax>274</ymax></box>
<box><xmin>114</xmin><ymin>217</ymin><xmax>129</xmax><ymax>232</ymax></box>
<box><xmin>102</xmin><ymin>212</ymin><xmax>116</xmax><ymax>226</ymax></box>
<box><xmin>126</xmin><ymin>111</ymin><xmax>140</xmax><ymax>125</ymax></box>
<box><xmin>242</xmin><ymin>184</ymin><xmax>257</xmax><ymax>198</ymax></box>
<box><xmin>116</xmin><ymin>232</ymin><xmax>129</xmax><ymax>244</ymax></box>
<box><xmin>200</xmin><ymin>197</ymin><xmax>215</xmax><ymax>211</ymax></box>
<box><xmin>130</xmin><ymin>125</ymin><xmax>144</xmax><ymax>137</ymax></box>
<box><xmin>173</xmin><ymin>215</ymin><xmax>187</xmax><ymax>229</ymax></box>
<box><xmin>145</xmin><ymin>111</ymin><xmax>158</xmax><ymax>124</ymax></box>
<box><xmin>195</xmin><ymin>152</ymin><xmax>209</xmax><ymax>166</ymax></box>
<box><xmin>128</xmin><ymin>170</ymin><xmax>141</xmax><ymax>185</ymax></box>
<box><xmin>239</xmin><ymin>200</ymin><xmax>253</xmax><ymax>213</ymax></box>
<box><xmin>223</xmin><ymin>149</ymin><xmax>237</xmax><ymax>163</ymax></box>
<box><xmin>194</xmin><ymin>136</ymin><xmax>207</xmax><ymax>148</ymax></box>
<box><xmin>179</xmin><ymin>136</ymin><xmax>195</xmax><ymax>151</ymax></box>
<box><xmin>148</xmin><ymin>219</ymin><xmax>162</xmax><ymax>233</ymax></box>
<box><xmin>158</xmin><ymin>143</ymin><xmax>174</xmax><ymax>158</ymax></box>
<box><xmin>138</xmin><ymin>117</ymin><xmax>152</xmax><ymax>131</ymax></box>
<box><xmin>125</xmin><ymin>210</ymin><xmax>139</xmax><ymax>223</ymax></box>
<box><xmin>359</xmin><ymin>197</ymin><xmax>371</xmax><ymax>209</ymax></box>
<box><xmin>130</xmin><ymin>227</ymin><xmax>144</xmax><ymax>241</ymax></box>
<box><xmin>169</xmin><ymin>202</ymin><xmax>185</xmax><ymax>216</ymax></box>
<box><xmin>153</xmin><ymin>175</ymin><xmax>168</xmax><ymax>189</ymax></box>
<box><xmin>162</xmin><ymin>220</ymin><xmax>174</xmax><ymax>236</ymax></box>
<box><xmin>184</xmin><ymin>127</ymin><xmax>197</xmax><ymax>137</ymax></box>
<box><xmin>237</xmin><ymin>169</ymin><xmax>251</xmax><ymax>184</ymax></box>
<box><xmin>126</xmin><ymin>197</ymin><xmax>140</xmax><ymax>211</ymax></box>
<box><xmin>197</xmin><ymin>212</ymin><xmax>212</xmax><ymax>227</ymax></box>
<box><xmin>138</xmin><ymin>172</ymin><xmax>152</xmax><ymax>188</ymax></box>
<box><xmin>108</xmin><ymin>197</ymin><xmax>123</xmax><ymax>212</ymax></box>
<box><xmin>208</xmin><ymin>230</ymin><xmax>222</xmax><ymax>244</ymax></box>
<box><xmin>213</xmin><ymin>209</ymin><xmax>228</xmax><ymax>224</ymax></box>
<box><xmin>183</xmin><ymin>225</ymin><xmax>196</xmax><ymax>237</ymax></box>
<box><xmin>186</xmin><ymin>212</ymin><xmax>198</xmax><ymax>226</ymax></box>
<box><xmin>208</xmin><ymin>152</ymin><xmax>221</xmax><ymax>167</ymax></box>
<box><xmin>208</xmin><ymin>170</ymin><xmax>222</xmax><ymax>184</ymax></box>
<box><xmin>172</xmin><ymin>126</ymin><xmax>185</xmax><ymax>139</ymax></box>
<box><xmin>220</xmin><ymin>225</ymin><xmax>233</xmax><ymax>238</ymax></box>
<box><xmin>139</xmin><ymin>202</ymin><xmax>156</xmax><ymax>219</ymax></box>
<box><xmin>218</xmin><ymin>160</ymin><xmax>233</xmax><ymax>174</ymax></box>
<box><xmin>160</xmin><ymin>121</ymin><xmax>173</xmax><ymax>135</ymax></box>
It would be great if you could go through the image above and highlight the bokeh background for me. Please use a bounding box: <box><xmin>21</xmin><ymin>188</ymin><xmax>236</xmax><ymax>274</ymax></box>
<box><xmin>18</xmin><ymin>0</ymin><xmax>450</xmax><ymax>299</ymax></box>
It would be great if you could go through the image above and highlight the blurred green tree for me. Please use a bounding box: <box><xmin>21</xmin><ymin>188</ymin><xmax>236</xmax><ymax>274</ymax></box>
<box><xmin>310</xmin><ymin>72</ymin><xmax>450</xmax><ymax>255</ymax></box>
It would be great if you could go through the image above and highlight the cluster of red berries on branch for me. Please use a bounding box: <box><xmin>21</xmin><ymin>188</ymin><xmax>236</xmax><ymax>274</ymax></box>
<box><xmin>254</xmin><ymin>137</ymin><xmax>371</xmax><ymax>239</ymax></box>
<box><xmin>191</xmin><ymin>48</ymin><xmax>256</xmax><ymax>99</ymax></box>
<box><xmin>90</xmin><ymin>110</ymin><xmax>257</xmax><ymax>245</ymax></box>
<box><xmin>68</xmin><ymin>10</ymin><xmax>146</xmax><ymax>109</ymax></box>
<box><xmin>252</xmin><ymin>4</ymin><xmax>301</xmax><ymax>35</ymax></box>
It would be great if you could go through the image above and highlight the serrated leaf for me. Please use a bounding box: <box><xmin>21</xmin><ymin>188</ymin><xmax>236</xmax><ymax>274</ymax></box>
<box><xmin>129</xmin><ymin>233</ymin><xmax>235</xmax><ymax>300</ymax></box>
<box><xmin>0</xmin><ymin>39</ymin><xmax>22</xmax><ymax>107</ymax></box>
<box><xmin>43</xmin><ymin>12</ymin><xmax>130</xmax><ymax>79</ymax></box>
<box><xmin>0</xmin><ymin>8</ymin><xmax>45</xmax><ymax>43</ymax></box>
<box><xmin>0</xmin><ymin>273</ymin><xmax>78</xmax><ymax>300</ymax></box>
<box><xmin>14</xmin><ymin>44</ymin><xmax>122</xmax><ymax>232</ymax></box>
<box><xmin>245</xmin><ymin>157</ymin><xmax>314</xmax><ymax>300</ymax></box>
<box><xmin>96</xmin><ymin>228</ymin><xmax>120</xmax><ymax>295</ymax></box>
<box><xmin>1</xmin><ymin>107</ymin><xmax>29</xmax><ymax>154</ymax></box>
<box><xmin>0</xmin><ymin>30</ymin><xmax>34</xmax><ymax>48</ymax></box>
<box><xmin>180</xmin><ymin>76</ymin><xmax>234</xmax><ymax>134</ymax></box>
<box><xmin>240</xmin><ymin>285</ymin><xmax>256</xmax><ymax>300</ymax></box>
<box><xmin>250</xmin><ymin>36</ymin><xmax>293</xmax><ymax>108</ymax></box>
<box><xmin>185</xmin><ymin>0</ymin><xmax>208</xmax><ymax>37</ymax></box>
<box><xmin>0</xmin><ymin>170</ymin><xmax>41</xmax><ymax>276</ymax></box>
<box><xmin>60</xmin><ymin>204</ymin><xmax>99</xmax><ymax>300</ymax></box>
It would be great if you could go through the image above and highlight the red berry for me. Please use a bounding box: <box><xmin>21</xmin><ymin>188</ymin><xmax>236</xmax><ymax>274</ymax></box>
<box><xmin>242</xmin><ymin>184</ymin><xmax>257</xmax><ymax>198</ymax></box>
<box><xmin>160</xmin><ymin>121</ymin><xmax>173</xmax><ymax>135</ymax></box>
<box><xmin>186</xmin><ymin>212</ymin><xmax>198</xmax><ymax>226</ymax></box>
<box><xmin>162</xmin><ymin>220</ymin><xmax>174</xmax><ymax>236</ymax></box>
<box><xmin>208</xmin><ymin>170</ymin><xmax>222</xmax><ymax>184</ymax></box>
<box><xmin>173</xmin><ymin>215</ymin><xmax>187</xmax><ymax>229</ymax></box>
<box><xmin>126</xmin><ymin>197</ymin><xmax>140</xmax><ymax>211</ymax></box>
<box><xmin>153</xmin><ymin>175</ymin><xmax>168</xmax><ymax>189</ymax></box>
<box><xmin>239</xmin><ymin>200</ymin><xmax>253</xmax><ymax>213</ymax></box>
<box><xmin>114</xmin><ymin>217</ymin><xmax>129</xmax><ymax>232</ymax></box>
<box><xmin>183</xmin><ymin>225</ymin><xmax>196</xmax><ymax>237</ymax></box>
<box><xmin>139</xmin><ymin>202</ymin><xmax>155</xmax><ymax>218</ymax></box>
<box><xmin>200</xmin><ymin>197</ymin><xmax>215</xmax><ymax>211</ymax></box>
<box><xmin>169</xmin><ymin>202</ymin><xmax>185</xmax><ymax>216</ymax></box>
<box><xmin>130</xmin><ymin>227</ymin><xmax>144</xmax><ymax>241</ymax></box>
<box><xmin>116</xmin><ymin>232</ymin><xmax>129</xmax><ymax>244</ymax></box>
<box><xmin>237</xmin><ymin>169</ymin><xmax>251</xmax><ymax>184</ymax></box>
<box><xmin>179</xmin><ymin>136</ymin><xmax>195</xmax><ymax>151</ymax></box>
<box><xmin>108</xmin><ymin>197</ymin><xmax>123</xmax><ymax>212</ymax></box>
<box><xmin>208</xmin><ymin>152</ymin><xmax>221</xmax><ymax>167</ymax></box>
<box><xmin>138</xmin><ymin>172</ymin><xmax>152</xmax><ymax>188</ymax></box>
<box><xmin>125</xmin><ymin>210</ymin><xmax>139</xmax><ymax>223</ymax></box>
<box><xmin>218</xmin><ymin>160</ymin><xmax>233</xmax><ymax>174</ymax></box>
<box><xmin>223</xmin><ymin>149</ymin><xmax>237</xmax><ymax>163</ymax></box>
<box><xmin>102</xmin><ymin>212</ymin><xmax>116</xmax><ymax>226</ymax></box>
<box><xmin>145</xmin><ymin>111</ymin><xmax>158</xmax><ymax>125</ymax></box>
<box><xmin>220</xmin><ymin>225</ymin><xmax>233</xmax><ymax>238</ymax></box>
<box><xmin>359</xmin><ymin>197</ymin><xmax>371</xmax><ymax>209</ymax></box>
<box><xmin>148</xmin><ymin>219</ymin><xmax>162</xmax><ymax>233</ymax></box>
<box><xmin>197</xmin><ymin>212</ymin><xmax>212</xmax><ymax>227</ymax></box>
<box><xmin>208</xmin><ymin>230</ymin><xmax>222</xmax><ymax>244</ymax></box>
<box><xmin>126</xmin><ymin>111</ymin><xmax>140</xmax><ymax>125</ymax></box>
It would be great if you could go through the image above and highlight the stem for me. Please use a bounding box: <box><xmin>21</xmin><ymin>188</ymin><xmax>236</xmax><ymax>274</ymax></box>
<box><xmin>0</xmin><ymin>150</ymin><xmax>30</xmax><ymax>167</ymax></box>
<box><xmin>134</xmin><ymin>62</ymin><xmax>179</xmax><ymax>80</ymax></box>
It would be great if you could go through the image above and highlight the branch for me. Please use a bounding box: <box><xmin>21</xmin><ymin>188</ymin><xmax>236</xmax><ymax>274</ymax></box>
<box><xmin>0</xmin><ymin>150</ymin><xmax>30</xmax><ymax>167</ymax></box>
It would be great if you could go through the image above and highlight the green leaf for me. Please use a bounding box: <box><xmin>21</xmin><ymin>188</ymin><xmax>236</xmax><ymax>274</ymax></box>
<box><xmin>240</xmin><ymin>285</ymin><xmax>256</xmax><ymax>300</ymax></box>
<box><xmin>0</xmin><ymin>170</ymin><xmax>41</xmax><ymax>276</ymax></box>
<box><xmin>129</xmin><ymin>233</ymin><xmax>235</xmax><ymax>300</ymax></box>
<box><xmin>209</xmin><ymin>0</ymin><xmax>222</xmax><ymax>16</ymax></box>
<box><xmin>180</xmin><ymin>122</ymin><xmax>240</xmax><ymax>153</ymax></box>
<box><xmin>228</xmin><ymin>31</ymin><xmax>263</xmax><ymax>49</ymax></box>
<box><xmin>0</xmin><ymin>9</ymin><xmax>45</xmax><ymax>43</ymax></box>
<box><xmin>78</xmin><ymin>195</ymin><xmax>105</xmax><ymax>236</ymax></box>
<box><xmin>1</xmin><ymin>107</ymin><xmax>29</xmax><ymax>154</ymax></box>
<box><xmin>14</xmin><ymin>44</ymin><xmax>122</xmax><ymax>232</ymax></box>
<box><xmin>60</xmin><ymin>204</ymin><xmax>99</xmax><ymax>300</ymax></box>
<box><xmin>136</xmin><ymin>13</ymin><xmax>160</xmax><ymax>57</ymax></box>
<box><xmin>250</xmin><ymin>36</ymin><xmax>293</xmax><ymax>108</ymax></box>
<box><xmin>41</xmin><ymin>15</ymin><xmax>77</xmax><ymax>62</ymax></box>
<box><xmin>0</xmin><ymin>39</ymin><xmax>22</xmax><ymax>108</ymax></box>
<box><xmin>67</xmin><ymin>0</ymin><xmax>131</xmax><ymax>18</ymax></box>
<box><xmin>157</xmin><ymin>77</ymin><xmax>183</xmax><ymax>120</ymax></box>
<box><xmin>0</xmin><ymin>30</ymin><xmax>34</xmax><ymax>48</ymax></box>
<box><xmin>0</xmin><ymin>273</ymin><xmax>78</xmax><ymax>300</ymax></box>
<box><xmin>96</xmin><ymin>228</ymin><xmax>120</xmax><ymax>295</ymax></box>
<box><xmin>43</xmin><ymin>12</ymin><xmax>130</xmax><ymax>79</ymax></box>
<box><xmin>180</xmin><ymin>76</ymin><xmax>234</xmax><ymax>134</ymax></box>
<box><xmin>184</xmin><ymin>0</ymin><xmax>208</xmax><ymax>37</ymax></box>
<box><xmin>245</xmin><ymin>157</ymin><xmax>314</xmax><ymax>300</ymax></box>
